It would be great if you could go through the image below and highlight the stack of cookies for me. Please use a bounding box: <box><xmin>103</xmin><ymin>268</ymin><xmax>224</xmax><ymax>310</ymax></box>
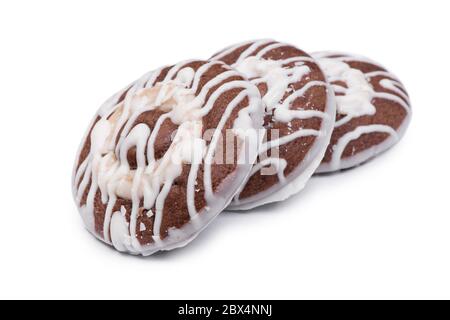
<box><xmin>72</xmin><ymin>39</ymin><xmax>411</xmax><ymax>256</ymax></box>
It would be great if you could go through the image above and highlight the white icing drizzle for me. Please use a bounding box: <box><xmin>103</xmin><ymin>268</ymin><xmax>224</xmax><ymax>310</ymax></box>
<box><xmin>316</xmin><ymin>58</ymin><xmax>377</xmax><ymax>119</ymax></box>
<box><xmin>72</xmin><ymin>60</ymin><xmax>263</xmax><ymax>254</ymax></box>
<box><xmin>313</xmin><ymin>52</ymin><xmax>412</xmax><ymax>173</ymax></box>
<box><xmin>313</xmin><ymin>51</ymin><xmax>384</xmax><ymax>68</ymax></box>
<box><xmin>259</xmin><ymin>129</ymin><xmax>321</xmax><ymax>155</ymax></box>
<box><xmin>212</xmin><ymin>39</ymin><xmax>272</xmax><ymax>62</ymax></box>
<box><xmin>212</xmin><ymin>40</ymin><xmax>334</xmax><ymax>208</ymax></box>
<box><xmin>110</xmin><ymin>206</ymin><xmax>132</xmax><ymax>252</ymax></box>
<box><xmin>378</xmin><ymin>78</ymin><xmax>410</xmax><ymax>102</ymax></box>
<box><xmin>330</xmin><ymin>125</ymin><xmax>399</xmax><ymax>169</ymax></box>
<box><xmin>251</xmin><ymin>158</ymin><xmax>288</xmax><ymax>183</ymax></box>
<box><xmin>203</xmin><ymin>85</ymin><xmax>258</xmax><ymax>202</ymax></box>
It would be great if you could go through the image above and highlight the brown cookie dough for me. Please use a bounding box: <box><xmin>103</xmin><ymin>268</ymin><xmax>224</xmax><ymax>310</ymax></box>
<box><xmin>72</xmin><ymin>59</ymin><xmax>263</xmax><ymax>255</ymax></box>
<box><xmin>312</xmin><ymin>52</ymin><xmax>412</xmax><ymax>173</ymax></box>
<box><xmin>211</xmin><ymin>40</ymin><xmax>335</xmax><ymax>209</ymax></box>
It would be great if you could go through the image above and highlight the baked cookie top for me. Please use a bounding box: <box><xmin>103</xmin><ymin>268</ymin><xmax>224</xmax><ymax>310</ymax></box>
<box><xmin>211</xmin><ymin>40</ymin><xmax>335</xmax><ymax>209</ymax></box>
<box><xmin>72</xmin><ymin>60</ymin><xmax>263</xmax><ymax>255</ymax></box>
<box><xmin>312</xmin><ymin>52</ymin><xmax>412</xmax><ymax>173</ymax></box>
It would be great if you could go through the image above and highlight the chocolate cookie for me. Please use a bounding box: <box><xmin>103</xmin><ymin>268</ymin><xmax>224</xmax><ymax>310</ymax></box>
<box><xmin>211</xmin><ymin>40</ymin><xmax>335</xmax><ymax>210</ymax></box>
<box><xmin>72</xmin><ymin>60</ymin><xmax>264</xmax><ymax>255</ymax></box>
<box><xmin>312</xmin><ymin>52</ymin><xmax>412</xmax><ymax>173</ymax></box>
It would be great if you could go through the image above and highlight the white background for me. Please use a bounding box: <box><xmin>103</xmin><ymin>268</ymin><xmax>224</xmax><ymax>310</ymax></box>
<box><xmin>0</xmin><ymin>0</ymin><xmax>449</xmax><ymax>300</ymax></box>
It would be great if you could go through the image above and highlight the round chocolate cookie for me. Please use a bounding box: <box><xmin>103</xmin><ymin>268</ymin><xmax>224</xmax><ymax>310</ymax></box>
<box><xmin>312</xmin><ymin>52</ymin><xmax>412</xmax><ymax>173</ymax></box>
<box><xmin>211</xmin><ymin>40</ymin><xmax>336</xmax><ymax>210</ymax></box>
<box><xmin>72</xmin><ymin>60</ymin><xmax>264</xmax><ymax>255</ymax></box>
